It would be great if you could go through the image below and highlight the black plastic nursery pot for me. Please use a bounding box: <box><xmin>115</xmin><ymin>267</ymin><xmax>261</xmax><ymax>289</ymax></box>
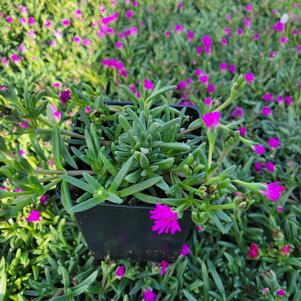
<box><xmin>67</xmin><ymin>101</ymin><xmax>201</xmax><ymax>262</ymax></box>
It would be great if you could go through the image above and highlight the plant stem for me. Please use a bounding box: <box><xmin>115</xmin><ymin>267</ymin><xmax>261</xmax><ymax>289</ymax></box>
<box><xmin>37</xmin><ymin>128</ymin><xmax>85</xmax><ymax>140</ymax></box>
<box><xmin>34</xmin><ymin>169</ymin><xmax>94</xmax><ymax>176</ymax></box>
<box><xmin>209</xmin><ymin>203</ymin><xmax>236</xmax><ymax>210</ymax></box>
<box><xmin>208</xmin><ymin>139</ymin><xmax>214</xmax><ymax>169</ymax></box>
<box><xmin>180</xmin><ymin>125</ymin><xmax>201</xmax><ymax>135</ymax></box>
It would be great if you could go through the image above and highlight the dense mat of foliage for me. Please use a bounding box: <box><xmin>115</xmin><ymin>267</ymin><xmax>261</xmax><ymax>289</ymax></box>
<box><xmin>0</xmin><ymin>0</ymin><xmax>301</xmax><ymax>300</ymax></box>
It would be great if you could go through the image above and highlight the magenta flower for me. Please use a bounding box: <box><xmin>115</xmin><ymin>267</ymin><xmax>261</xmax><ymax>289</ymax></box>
<box><xmin>116</xmin><ymin>41</ymin><xmax>122</xmax><ymax>49</ymax></box>
<box><xmin>277</xmin><ymin>205</ymin><xmax>284</xmax><ymax>213</ymax></box>
<box><xmin>204</xmin><ymin>97</ymin><xmax>212</xmax><ymax>107</ymax></box>
<box><xmin>252</xmin><ymin>144</ymin><xmax>265</xmax><ymax>156</ymax></box>
<box><xmin>202</xmin><ymin>111</ymin><xmax>220</xmax><ymax>129</ymax></box>
<box><xmin>150</xmin><ymin>204</ymin><xmax>181</xmax><ymax>235</ymax></box>
<box><xmin>180</xmin><ymin>243</ymin><xmax>191</xmax><ymax>256</ymax></box>
<box><xmin>268</xmin><ymin>137</ymin><xmax>280</xmax><ymax>149</ymax></box>
<box><xmin>73</xmin><ymin>36</ymin><xmax>81</xmax><ymax>44</ymax></box>
<box><xmin>244</xmin><ymin>17</ymin><xmax>251</xmax><ymax>29</ymax></box>
<box><xmin>248</xmin><ymin>243</ymin><xmax>260</xmax><ymax>259</ymax></box>
<box><xmin>265</xmin><ymin>161</ymin><xmax>275</xmax><ymax>173</ymax></box>
<box><xmin>237</xmin><ymin>27</ymin><xmax>244</xmax><ymax>36</ymax></box>
<box><xmin>280</xmin><ymin>36</ymin><xmax>287</xmax><ymax>44</ymax></box>
<box><xmin>262</xmin><ymin>92</ymin><xmax>273</xmax><ymax>102</ymax></box>
<box><xmin>160</xmin><ymin>260</ymin><xmax>169</xmax><ymax>275</ymax></box>
<box><xmin>273</xmin><ymin>21</ymin><xmax>284</xmax><ymax>32</ymax></box>
<box><xmin>285</xmin><ymin>96</ymin><xmax>293</xmax><ymax>105</ymax></box>
<box><xmin>28</xmin><ymin>16</ymin><xmax>35</xmax><ymax>25</ymax></box>
<box><xmin>60</xmin><ymin>89</ymin><xmax>72</xmax><ymax>105</ymax></box>
<box><xmin>231</xmin><ymin>106</ymin><xmax>244</xmax><ymax>119</ymax></box>
<box><xmin>244</xmin><ymin>73</ymin><xmax>254</xmax><ymax>83</ymax></box>
<box><xmin>19</xmin><ymin>149</ymin><xmax>26</xmax><ymax>157</ymax></box>
<box><xmin>281</xmin><ymin>245</ymin><xmax>290</xmax><ymax>256</ymax></box>
<box><xmin>125</xmin><ymin>10</ymin><xmax>133</xmax><ymax>19</ymax></box>
<box><xmin>245</xmin><ymin>3</ymin><xmax>253</xmax><ymax>11</ymax></box>
<box><xmin>143</xmin><ymin>289</ymin><xmax>156</xmax><ymax>301</ymax></box>
<box><xmin>220</xmin><ymin>62</ymin><xmax>227</xmax><ymax>73</ymax></box>
<box><xmin>187</xmin><ymin>31</ymin><xmax>194</xmax><ymax>41</ymax></box>
<box><xmin>85</xmin><ymin>106</ymin><xmax>92</xmax><ymax>114</ymax></box>
<box><xmin>115</xmin><ymin>265</ymin><xmax>125</xmax><ymax>278</ymax></box>
<box><xmin>228</xmin><ymin>64</ymin><xmax>236</xmax><ymax>74</ymax></box>
<box><xmin>254</xmin><ymin>162</ymin><xmax>262</xmax><ymax>172</ymax></box>
<box><xmin>254</xmin><ymin>32</ymin><xmax>260</xmax><ymax>40</ymax></box>
<box><xmin>175</xmin><ymin>24</ymin><xmax>183</xmax><ymax>33</ymax></box>
<box><xmin>221</xmin><ymin>37</ymin><xmax>228</xmax><ymax>46</ymax></box>
<box><xmin>276</xmin><ymin>289</ymin><xmax>286</xmax><ymax>297</ymax></box>
<box><xmin>202</xmin><ymin>35</ymin><xmax>212</xmax><ymax>54</ymax></box>
<box><xmin>207</xmin><ymin>83</ymin><xmax>215</xmax><ymax>94</ymax></box>
<box><xmin>165</xmin><ymin>31</ymin><xmax>171</xmax><ymax>38</ymax></box>
<box><xmin>260</xmin><ymin>182</ymin><xmax>285</xmax><ymax>202</ymax></box>
<box><xmin>62</xmin><ymin>19</ymin><xmax>70</xmax><ymax>27</ymax></box>
<box><xmin>261</xmin><ymin>106</ymin><xmax>272</xmax><ymax>117</ymax></box>
<box><xmin>239</xmin><ymin>127</ymin><xmax>247</xmax><ymax>137</ymax></box>
<box><xmin>199</xmin><ymin>74</ymin><xmax>209</xmax><ymax>85</ymax></box>
<box><xmin>44</xmin><ymin>19</ymin><xmax>52</xmax><ymax>28</ymax></box>
<box><xmin>27</xmin><ymin>210</ymin><xmax>41</xmax><ymax>222</ymax></box>
<box><xmin>40</xmin><ymin>195</ymin><xmax>47</xmax><ymax>205</ymax></box>
<box><xmin>297</xmin><ymin>45</ymin><xmax>301</xmax><ymax>53</ymax></box>
<box><xmin>6</xmin><ymin>16</ymin><xmax>13</xmax><ymax>23</ymax></box>
<box><xmin>144</xmin><ymin>79</ymin><xmax>154</xmax><ymax>91</ymax></box>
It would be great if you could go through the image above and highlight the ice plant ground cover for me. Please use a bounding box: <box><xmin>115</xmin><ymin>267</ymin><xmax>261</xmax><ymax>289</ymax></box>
<box><xmin>0</xmin><ymin>0</ymin><xmax>301</xmax><ymax>300</ymax></box>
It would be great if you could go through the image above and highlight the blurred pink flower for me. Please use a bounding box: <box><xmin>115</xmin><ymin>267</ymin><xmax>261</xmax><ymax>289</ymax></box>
<box><xmin>260</xmin><ymin>182</ymin><xmax>285</xmax><ymax>202</ymax></box>
<box><xmin>277</xmin><ymin>205</ymin><xmax>284</xmax><ymax>213</ymax></box>
<box><xmin>207</xmin><ymin>83</ymin><xmax>215</xmax><ymax>94</ymax></box>
<box><xmin>150</xmin><ymin>204</ymin><xmax>181</xmax><ymax>235</ymax></box>
<box><xmin>73</xmin><ymin>36</ymin><xmax>81</xmax><ymax>43</ymax></box>
<box><xmin>143</xmin><ymin>289</ymin><xmax>156</xmax><ymax>301</ymax></box>
<box><xmin>27</xmin><ymin>210</ymin><xmax>41</xmax><ymax>222</ymax></box>
<box><xmin>202</xmin><ymin>111</ymin><xmax>220</xmax><ymax>128</ymax></box>
<box><xmin>261</xmin><ymin>106</ymin><xmax>272</xmax><ymax>117</ymax></box>
<box><xmin>254</xmin><ymin>162</ymin><xmax>262</xmax><ymax>172</ymax></box>
<box><xmin>115</xmin><ymin>265</ymin><xmax>125</xmax><ymax>278</ymax></box>
<box><xmin>245</xmin><ymin>3</ymin><xmax>253</xmax><ymax>11</ymax></box>
<box><xmin>265</xmin><ymin>161</ymin><xmax>275</xmax><ymax>173</ymax></box>
<box><xmin>85</xmin><ymin>106</ymin><xmax>92</xmax><ymax>114</ymax></box>
<box><xmin>276</xmin><ymin>289</ymin><xmax>286</xmax><ymax>297</ymax></box>
<box><xmin>228</xmin><ymin>64</ymin><xmax>236</xmax><ymax>73</ymax></box>
<box><xmin>237</xmin><ymin>27</ymin><xmax>244</xmax><ymax>36</ymax></box>
<box><xmin>204</xmin><ymin>97</ymin><xmax>212</xmax><ymax>107</ymax></box>
<box><xmin>231</xmin><ymin>106</ymin><xmax>244</xmax><ymax>119</ymax></box>
<box><xmin>187</xmin><ymin>31</ymin><xmax>194</xmax><ymax>41</ymax></box>
<box><xmin>62</xmin><ymin>19</ymin><xmax>70</xmax><ymax>27</ymax></box>
<box><xmin>252</xmin><ymin>144</ymin><xmax>265</xmax><ymax>155</ymax></box>
<box><xmin>160</xmin><ymin>260</ymin><xmax>169</xmax><ymax>275</ymax></box>
<box><xmin>268</xmin><ymin>137</ymin><xmax>280</xmax><ymax>149</ymax></box>
<box><xmin>175</xmin><ymin>24</ymin><xmax>183</xmax><ymax>32</ymax></box>
<box><xmin>248</xmin><ymin>243</ymin><xmax>260</xmax><ymax>259</ymax></box>
<box><xmin>44</xmin><ymin>19</ymin><xmax>52</xmax><ymax>29</ymax></box>
<box><xmin>262</xmin><ymin>92</ymin><xmax>273</xmax><ymax>102</ymax></box>
<box><xmin>244</xmin><ymin>73</ymin><xmax>254</xmax><ymax>83</ymax></box>
<box><xmin>281</xmin><ymin>245</ymin><xmax>290</xmax><ymax>255</ymax></box>
<box><xmin>180</xmin><ymin>244</ymin><xmax>191</xmax><ymax>256</ymax></box>
<box><xmin>40</xmin><ymin>195</ymin><xmax>47</xmax><ymax>205</ymax></box>
<box><xmin>6</xmin><ymin>16</ymin><xmax>13</xmax><ymax>23</ymax></box>
<box><xmin>60</xmin><ymin>89</ymin><xmax>72</xmax><ymax>106</ymax></box>
<box><xmin>285</xmin><ymin>96</ymin><xmax>293</xmax><ymax>105</ymax></box>
<box><xmin>144</xmin><ymin>79</ymin><xmax>154</xmax><ymax>90</ymax></box>
<box><xmin>280</xmin><ymin>36</ymin><xmax>287</xmax><ymax>44</ymax></box>
<box><xmin>220</xmin><ymin>62</ymin><xmax>227</xmax><ymax>73</ymax></box>
<box><xmin>28</xmin><ymin>16</ymin><xmax>35</xmax><ymax>25</ymax></box>
<box><xmin>273</xmin><ymin>21</ymin><xmax>284</xmax><ymax>32</ymax></box>
<box><xmin>125</xmin><ymin>10</ymin><xmax>133</xmax><ymax>19</ymax></box>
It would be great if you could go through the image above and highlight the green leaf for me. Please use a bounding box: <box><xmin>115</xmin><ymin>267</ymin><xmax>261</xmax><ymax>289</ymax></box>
<box><xmin>69</xmin><ymin>197</ymin><xmax>105</xmax><ymax>213</ymax></box>
<box><xmin>133</xmin><ymin>192</ymin><xmax>185</xmax><ymax>206</ymax></box>
<box><xmin>207</xmin><ymin>260</ymin><xmax>225</xmax><ymax>295</ymax></box>
<box><xmin>107</xmin><ymin>192</ymin><xmax>123</xmax><ymax>204</ymax></box>
<box><xmin>98</xmin><ymin>149</ymin><xmax>117</xmax><ymax>176</ymax></box>
<box><xmin>160</xmin><ymin>142</ymin><xmax>191</xmax><ymax>153</ymax></box>
<box><xmin>183</xmin><ymin>289</ymin><xmax>198</xmax><ymax>301</ymax></box>
<box><xmin>0</xmin><ymin>257</ymin><xmax>6</xmax><ymax>301</ymax></box>
<box><xmin>52</xmin><ymin>125</ymin><xmax>65</xmax><ymax>171</ymax></box>
<box><xmin>71</xmin><ymin>270</ymin><xmax>98</xmax><ymax>296</ymax></box>
<box><xmin>82</xmin><ymin>172</ymin><xmax>102</xmax><ymax>189</ymax></box>
<box><xmin>109</xmin><ymin>156</ymin><xmax>134</xmax><ymax>192</ymax></box>
<box><xmin>61</xmin><ymin>181</ymin><xmax>73</xmax><ymax>214</ymax></box>
<box><xmin>145</xmin><ymin>85</ymin><xmax>175</xmax><ymax>104</ymax></box>
<box><xmin>119</xmin><ymin>177</ymin><xmax>162</xmax><ymax>197</ymax></box>
<box><xmin>61</xmin><ymin>175</ymin><xmax>95</xmax><ymax>194</ymax></box>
